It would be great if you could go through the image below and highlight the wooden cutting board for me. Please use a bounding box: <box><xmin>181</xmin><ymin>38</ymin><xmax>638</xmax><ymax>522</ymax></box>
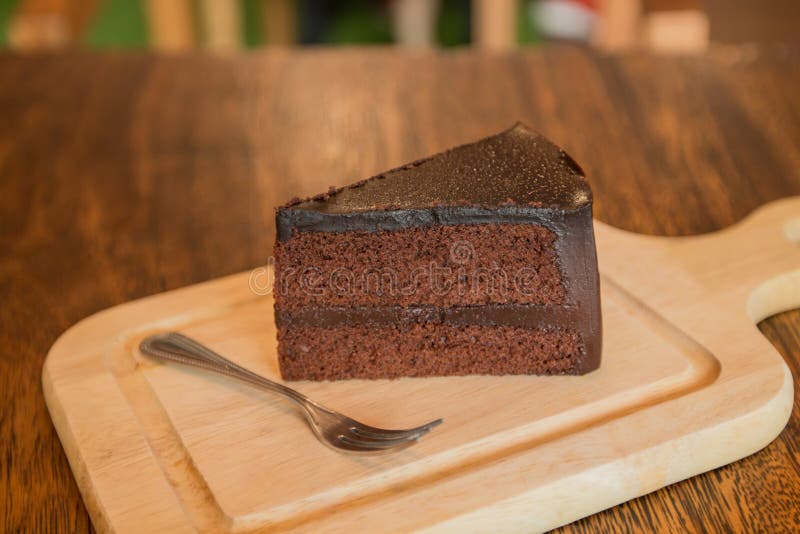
<box><xmin>43</xmin><ymin>197</ymin><xmax>799</xmax><ymax>533</ymax></box>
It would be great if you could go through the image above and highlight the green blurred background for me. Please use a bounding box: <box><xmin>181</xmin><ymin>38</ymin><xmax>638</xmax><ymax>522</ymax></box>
<box><xmin>0</xmin><ymin>0</ymin><xmax>543</xmax><ymax>49</ymax></box>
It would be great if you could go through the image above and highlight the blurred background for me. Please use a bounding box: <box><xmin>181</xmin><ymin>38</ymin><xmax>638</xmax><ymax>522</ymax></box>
<box><xmin>2</xmin><ymin>6</ymin><xmax>800</xmax><ymax>532</ymax></box>
<box><xmin>1</xmin><ymin>0</ymin><xmax>797</xmax><ymax>55</ymax></box>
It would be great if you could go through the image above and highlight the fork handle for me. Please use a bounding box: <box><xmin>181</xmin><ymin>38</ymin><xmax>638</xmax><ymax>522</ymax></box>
<box><xmin>139</xmin><ymin>332</ymin><xmax>311</xmax><ymax>407</ymax></box>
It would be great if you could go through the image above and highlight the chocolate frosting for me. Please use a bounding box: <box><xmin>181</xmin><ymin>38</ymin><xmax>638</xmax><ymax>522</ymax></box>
<box><xmin>277</xmin><ymin>123</ymin><xmax>592</xmax><ymax>240</ymax></box>
<box><xmin>288</xmin><ymin>123</ymin><xmax>589</xmax><ymax>212</ymax></box>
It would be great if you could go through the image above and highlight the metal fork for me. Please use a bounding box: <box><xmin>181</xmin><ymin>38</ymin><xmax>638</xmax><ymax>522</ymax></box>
<box><xmin>138</xmin><ymin>332</ymin><xmax>443</xmax><ymax>453</ymax></box>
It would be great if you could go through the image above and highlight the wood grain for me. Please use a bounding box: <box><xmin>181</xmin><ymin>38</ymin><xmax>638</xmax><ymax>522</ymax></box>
<box><xmin>1</xmin><ymin>46</ymin><xmax>799</xmax><ymax>532</ymax></box>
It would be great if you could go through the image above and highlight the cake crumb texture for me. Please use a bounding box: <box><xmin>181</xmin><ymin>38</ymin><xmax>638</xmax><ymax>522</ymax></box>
<box><xmin>279</xmin><ymin>322</ymin><xmax>584</xmax><ymax>381</ymax></box>
<box><xmin>274</xmin><ymin>223</ymin><xmax>565</xmax><ymax>310</ymax></box>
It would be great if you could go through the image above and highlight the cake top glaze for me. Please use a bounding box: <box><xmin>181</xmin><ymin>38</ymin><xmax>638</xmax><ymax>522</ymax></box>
<box><xmin>283</xmin><ymin>123</ymin><xmax>591</xmax><ymax>214</ymax></box>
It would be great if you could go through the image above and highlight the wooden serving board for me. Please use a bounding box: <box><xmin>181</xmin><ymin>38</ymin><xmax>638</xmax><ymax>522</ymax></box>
<box><xmin>43</xmin><ymin>198</ymin><xmax>799</xmax><ymax>533</ymax></box>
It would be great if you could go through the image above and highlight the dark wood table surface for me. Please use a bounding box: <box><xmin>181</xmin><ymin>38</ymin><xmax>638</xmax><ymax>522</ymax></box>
<box><xmin>1</xmin><ymin>45</ymin><xmax>798</xmax><ymax>532</ymax></box>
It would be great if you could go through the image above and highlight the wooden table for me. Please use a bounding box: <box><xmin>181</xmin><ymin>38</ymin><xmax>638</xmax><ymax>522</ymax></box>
<box><xmin>1</xmin><ymin>46</ymin><xmax>798</xmax><ymax>532</ymax></box>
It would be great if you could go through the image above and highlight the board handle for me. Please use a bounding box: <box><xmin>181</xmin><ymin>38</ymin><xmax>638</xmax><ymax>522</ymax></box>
<box><xmin>709</xmin><ymin>197</ymin><xmax>800</xmax><ymax>322</ymax></box>
<box><xmin>595</xmin><ymin>196</ymin><xmax>800</xmax><ymax>324</ymax></box>
<box><xmin>741</xmin><ymin>198</ymin><xmax>800</xmax><ymax>322</ymax></box>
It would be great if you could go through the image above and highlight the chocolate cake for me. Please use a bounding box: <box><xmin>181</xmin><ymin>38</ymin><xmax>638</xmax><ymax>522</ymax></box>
<box><xmin>273</xmin><ymin>123</ymin><xmax>601</xmax><ymax>380</ymax></box>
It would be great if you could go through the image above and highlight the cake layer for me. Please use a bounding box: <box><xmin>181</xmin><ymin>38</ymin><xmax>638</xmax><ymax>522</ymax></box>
<box><xmin>274</xmin><ymin>223</ymin><xmax>565</xmax><ymax>310</ymax></box>
<box><xmin>278</xmin><ymin>323</ymin><xmax>584</xmax><ymax>381</ymax></box>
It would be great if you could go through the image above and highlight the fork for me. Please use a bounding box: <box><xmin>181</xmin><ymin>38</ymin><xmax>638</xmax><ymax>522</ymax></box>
<box><xmin>138</xmin><ymin>332</ymin><xmax>443</xmax><ymax>453</ymax></box>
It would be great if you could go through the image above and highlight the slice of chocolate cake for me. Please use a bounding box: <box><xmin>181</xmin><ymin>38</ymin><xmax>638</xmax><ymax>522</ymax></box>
<box><xmin>273</xmin><ymin>123</ymin><xmax>601</xmax><ymax>380</ymax></box>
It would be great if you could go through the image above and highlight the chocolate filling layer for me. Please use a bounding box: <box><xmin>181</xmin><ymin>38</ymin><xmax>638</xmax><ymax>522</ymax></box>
<box><xmin>275</xmin><ymin>304</ymin><xmax>580</xmax><ymax>328</ymax></box>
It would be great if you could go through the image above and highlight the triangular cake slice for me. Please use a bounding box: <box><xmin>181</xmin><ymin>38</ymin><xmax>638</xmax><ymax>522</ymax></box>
<box><xmin>274</xmin><ymin>123</ymin><xmax>601</xmax><ymax>380</ymax></box>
